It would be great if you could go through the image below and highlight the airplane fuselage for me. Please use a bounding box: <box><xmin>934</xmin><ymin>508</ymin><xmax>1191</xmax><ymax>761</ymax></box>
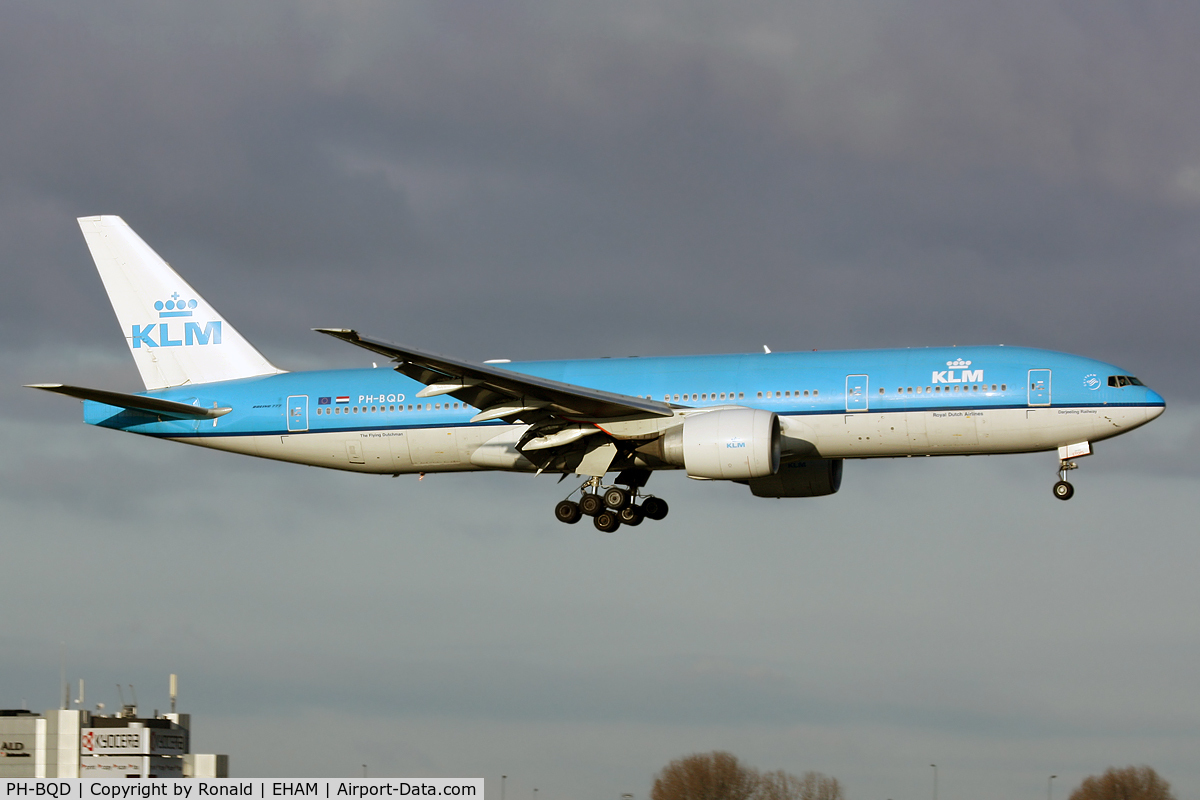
<box><xmin>83</xmin><ymin>344</ymin><xmax>1165</xmax><ymax>475</ymax></box>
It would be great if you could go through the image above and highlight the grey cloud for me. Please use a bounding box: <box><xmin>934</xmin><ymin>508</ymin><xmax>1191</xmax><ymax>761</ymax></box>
<box><xmin>3</xmin><ymin>2</ymin><xmax>1199</xmax><ymax>797</ymax></box>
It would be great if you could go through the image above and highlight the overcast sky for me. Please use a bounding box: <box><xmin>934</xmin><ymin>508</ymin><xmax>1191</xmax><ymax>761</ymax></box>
<box><xmin>3</xmin><ymin>1</ymin><xmax>1199</xmax><ymax>798</ymax></box>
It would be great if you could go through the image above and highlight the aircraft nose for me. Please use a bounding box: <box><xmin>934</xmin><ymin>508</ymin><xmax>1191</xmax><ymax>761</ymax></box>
<box><xmin>1145</xmin><ymin>389</ymin><xmax>1166</xmax><ymax>420</ymax></box>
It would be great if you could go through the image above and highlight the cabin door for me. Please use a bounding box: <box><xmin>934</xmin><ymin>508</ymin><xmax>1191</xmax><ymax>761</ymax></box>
<box><xmin>287</xmin><ymin>395</ymin><xmax>309</xmax><ymax>431</ymax></box>
<box><xmin>1028</xmin><ymin>370</ymin><xmax>1051</xmax><ymax>406</ymax></box>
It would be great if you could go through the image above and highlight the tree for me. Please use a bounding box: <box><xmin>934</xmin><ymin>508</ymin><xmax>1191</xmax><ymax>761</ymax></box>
<box><xmin>650</xmin><ymin>753</ymin><xmax>843</xmax><ymax>800</ymax></box>
<box><xmin>757</xmin><ymin>770</ymin><xmax>843</xmax><ymax>800</ymax></box>
<box><xmin>1068</xmin><ymin>766</ymin><xmax>1175</xmax><ymax>800</ymax></box>
<box><xmin>651</xmin><ymin>752</ymin><xmax>760</xmax><ymax>800</ymax></box>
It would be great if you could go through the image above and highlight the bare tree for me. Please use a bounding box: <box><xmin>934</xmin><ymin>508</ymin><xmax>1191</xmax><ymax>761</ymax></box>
<box><xmin>651</xmin><ymin>751</ymin><xmax>760</xmax><ymax>800</ymax></box>
<box><xmin>757</xmin><ymin>770</ymin><xmax>843</xmax><ymax>800</ymax></box>
<box><xmin>1068</xmin><ymin>766</ymin><xmax>1176</xmax><ymax>800</ymax></box>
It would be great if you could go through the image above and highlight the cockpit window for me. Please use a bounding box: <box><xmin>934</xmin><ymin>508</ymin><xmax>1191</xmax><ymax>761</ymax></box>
<box><xmin>1108</xmin><ymin>375</ymin><xmax>1144</xmax><ymax>388</ymax></box>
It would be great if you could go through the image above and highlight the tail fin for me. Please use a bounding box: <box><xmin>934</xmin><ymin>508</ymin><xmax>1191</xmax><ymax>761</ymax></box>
<box><xmin>78</xmin><ymin>215</ymin><xmax>282</xmax><ymax>390</ymax></box>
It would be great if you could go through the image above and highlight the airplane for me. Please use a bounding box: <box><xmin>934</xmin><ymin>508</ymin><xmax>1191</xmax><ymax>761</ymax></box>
<box><xmin>29</xmin><ymin>216</ymin><xmax>1166</xmax><ymax>531</ymax></box>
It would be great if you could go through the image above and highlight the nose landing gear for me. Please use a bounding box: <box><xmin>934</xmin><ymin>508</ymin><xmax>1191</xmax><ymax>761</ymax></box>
<box><xmin>1053</xmin><ymin>459</ymin><xmax>1078</xmax><ymax>501</ymax></box>
<box><xmin>553</xmin><ymin>474</ymin><xmax>670</xmax><ymax>531</ymax></box>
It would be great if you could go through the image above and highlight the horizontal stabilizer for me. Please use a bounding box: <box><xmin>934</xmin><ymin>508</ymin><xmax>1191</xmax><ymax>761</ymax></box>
<box><xmin>26</xmin><ymin>384</ymin><xmax>231</xmax><ymax>419</ymax></box>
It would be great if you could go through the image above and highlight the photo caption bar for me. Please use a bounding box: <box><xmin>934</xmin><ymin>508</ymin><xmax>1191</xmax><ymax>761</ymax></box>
<box><xmin>2</xmin><ymin>781</ymin><xmax>483</xmax><ymax>800</ymax></box>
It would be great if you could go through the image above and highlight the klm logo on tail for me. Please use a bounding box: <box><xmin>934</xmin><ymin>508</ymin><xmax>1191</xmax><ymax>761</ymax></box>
<box><xmin>131</xmin><ymin>292</ymin><xmax>222</xmax><ymax>348</ymax></box>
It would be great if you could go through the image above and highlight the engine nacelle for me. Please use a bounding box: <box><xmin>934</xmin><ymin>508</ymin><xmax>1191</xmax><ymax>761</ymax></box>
<box><xmin>748</xmin><ymin>458</ymin><xmax>843</xmax><ymax>498</ymax></box>
<box><xmin>661</xmin><ymin>408</ymin><xmax>781</xmax><ymax>480</ymax></box>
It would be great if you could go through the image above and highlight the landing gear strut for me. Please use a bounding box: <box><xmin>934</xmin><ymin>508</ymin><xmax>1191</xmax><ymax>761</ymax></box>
<box><xmin>553</xmin><ymin>473</ymin><xmax>670</xmax><ymax>531</ymax></box>
<box><xmin>1053</xmin><ymin>460</ymin><xmax>1078</xmax><ymax>501</ymax></box>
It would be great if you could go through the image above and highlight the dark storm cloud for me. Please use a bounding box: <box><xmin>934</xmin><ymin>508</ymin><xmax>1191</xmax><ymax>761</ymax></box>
<box><xmin>4</xmin><ymin>2</ymin><xmax>1200</xmax><ymax>797</ymax></box>
<box><xmin>4</xmin><ymin>0</ymin><xmax>1198</xmax><ymax>392</ymax></box>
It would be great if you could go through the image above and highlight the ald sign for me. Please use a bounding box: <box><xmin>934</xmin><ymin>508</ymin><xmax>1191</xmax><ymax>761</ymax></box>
<box><xmin>131</xmin><ymin>293</ymin><xmax>222</xmax><ymax>348</ymax></box>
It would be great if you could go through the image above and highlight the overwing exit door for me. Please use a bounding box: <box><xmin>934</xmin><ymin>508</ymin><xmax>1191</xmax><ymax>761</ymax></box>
<box><xmin>846</xmin><ymin>375</ymin><xmax>869</xmax><ymax>411</ymax></box>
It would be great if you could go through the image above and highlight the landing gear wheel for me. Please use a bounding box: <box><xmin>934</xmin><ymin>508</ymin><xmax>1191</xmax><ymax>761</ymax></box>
<box><xmin>603</xmin><ymin>486</ymin><xmax>630</xmax><ymax>510</ymax></box>
<box><xmin>618</xmin><ymin>504</ymin><xmax>644</xmax><ymax>526</ymax></box>
<box><xmin>555</xmin><ymin>500</ymin><xmax>582</xmax><ymax>524</ymax></box>
<box><xmin>579</xmin><ymin>493</ymin><xmax>604</xmax><ymax>517</ymax></box>
<box><xmin>593</xmin><ymin>509</ymin><xmax>622</xmax><ymax>532</ymax></box>
<box><xmin>641</xmin><ymin>497</ymin><xmax>669</xmax><ymax>521</ymax></box>
<box><xmin>1053</xmin><ymin>480</ymin><xmax>1075</xmax><ymax>501</ymax></box>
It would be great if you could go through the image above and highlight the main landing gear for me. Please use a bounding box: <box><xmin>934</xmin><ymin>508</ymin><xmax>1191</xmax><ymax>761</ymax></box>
<box><xmin>1053</xmin><ymin>459</ymin><xmax>1078</xmax><ymax>501</ymax></box>
<box><xmin>554</xmin><ymin>474</ymin><xmax>670</xmax><ymax>532</ymax></box>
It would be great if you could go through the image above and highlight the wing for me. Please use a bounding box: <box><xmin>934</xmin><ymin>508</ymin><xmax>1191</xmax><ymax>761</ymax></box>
<box><xmin>314</xmin><ymin>329</ymin><xmax>674</xmax><ymax>423</ymax></box>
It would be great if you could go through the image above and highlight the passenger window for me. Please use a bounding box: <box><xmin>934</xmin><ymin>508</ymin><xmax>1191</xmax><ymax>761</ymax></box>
<box><xmin>757</xmin><ymin>391</ymin><xmax>763</xmax><ymax>398</ymax></box>
<box><xmin>739</xmin><ymin>392</ymin><xmax>745</xmax><ymax>399</ymax></box>
<box><xmin>813</xmin><ymin>390</ymin><xmax>818</xmax><ymax>396</ymax></box>
<box><xmin>1001</xmin><ymin>384</ymin><xmax>1006</xmax><ymax>391</ymax></box>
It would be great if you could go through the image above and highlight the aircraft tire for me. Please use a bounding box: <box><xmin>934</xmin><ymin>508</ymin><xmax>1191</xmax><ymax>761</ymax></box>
<box><xmin>593</xmin><ymin>509</ymin><xmax>622</xmax><ymax>533</ymax></box>
<box><xmin>579</xmin><ymin>493</ymin><xmax>604</xmax><ymax>516</ymax></box>
<box><xmin>1053</xmin><ymin>480</ymin><xmax>1074</xmax><ymax>500</ymax></box>
<box><xmin>618</xmin><ymin>504</ymin><xmax>644</xmax><ymax>526</ymax></box>
<box><xmin>603</xmin><ymin>486</ymin><xmax>630</xmax><ymax>510</ymax></box>
<box><xmin>555</xmin><ymin>500</ymin><xmax>582</xmax><ymax>524</ymax></box>
<box><xmin>641</xmin><ymin>497</ymin><xmax>669</xmax><ymax>520</ymax></box>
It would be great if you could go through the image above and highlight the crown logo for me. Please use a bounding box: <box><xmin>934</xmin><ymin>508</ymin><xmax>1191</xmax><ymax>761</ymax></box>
<box><xmin>155</xmin><ymin>292</ymin><xmax>197</xmax><ymax>318</ymax></box>
<box><xmin>946</xmin><ymin>358</ymin><xmax>972</xmax><ymax>368</ymax></box>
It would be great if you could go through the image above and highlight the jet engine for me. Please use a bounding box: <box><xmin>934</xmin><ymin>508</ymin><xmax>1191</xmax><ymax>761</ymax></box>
<box><xmin>660</xmin><ymin>408</ymin><xmax>781</xmax><ymax>480</ymax></box>
<box><xmin>747</xmin><ymin>458</ymin><xmax>843</xmax><ymax>497</ymax></box>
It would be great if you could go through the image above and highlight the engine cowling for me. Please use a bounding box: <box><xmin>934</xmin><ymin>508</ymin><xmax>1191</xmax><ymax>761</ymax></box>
<box><xmin>748</xmin><ymin>458</ymin><xmax>843</xmax><ymax>497</ymax></box>
<box><xmin>661</xmin><ymin>408</ymin><xmax>781</xmax><ymax>480</ymax></box>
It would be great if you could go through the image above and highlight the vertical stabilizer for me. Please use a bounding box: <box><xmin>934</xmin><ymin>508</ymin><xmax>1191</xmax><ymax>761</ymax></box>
<box><xmin>78</xmin><ymin>216</ymin><xmax>282</xmax><ymax>390</ymax></box>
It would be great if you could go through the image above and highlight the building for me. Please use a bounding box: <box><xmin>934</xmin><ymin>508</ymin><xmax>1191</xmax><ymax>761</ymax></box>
<box><xmin>0</xmin><ymin>706</ymin><xmax>228</xmax><ymax>778</ymax></box>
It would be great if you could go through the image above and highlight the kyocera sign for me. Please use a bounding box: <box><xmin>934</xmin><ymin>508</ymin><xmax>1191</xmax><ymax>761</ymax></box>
<box><xmin>80</xmin><ymin>729</ymin><xmax>187</xmax><ymax>755</ymax></box>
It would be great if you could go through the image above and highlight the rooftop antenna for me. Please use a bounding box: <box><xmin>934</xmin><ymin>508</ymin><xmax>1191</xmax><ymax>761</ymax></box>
<box><xmin>170</xmin><ymin>674</ymin><xmax>177</xmax><ymax>714</ymax></box>
<box><xmin>73</xmin><ymin>679</ymin><xmax>85</xmax><ymax>708</ymax></box>
<box><xmin>60</xmin><ymin>642</ymin><xmax>66</xmax><ymax>710</ymax></box>
<box><xmin>116</xmin><ymin>684</ymin><xmax>138</xmax><ymax>718</ymax></box>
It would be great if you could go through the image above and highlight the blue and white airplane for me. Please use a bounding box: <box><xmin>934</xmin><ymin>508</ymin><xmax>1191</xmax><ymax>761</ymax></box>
<box><xmin>31</xmin><ymin>216</ymin><xmax>1166</xmax><ymax>530</ymax></box>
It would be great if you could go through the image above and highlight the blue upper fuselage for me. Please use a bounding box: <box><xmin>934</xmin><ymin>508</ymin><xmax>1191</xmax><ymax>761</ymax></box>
<box><xmin>82</xmin><ymin>345</ymin><xmax>1166</xmax><ymax>438</ymax></box>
